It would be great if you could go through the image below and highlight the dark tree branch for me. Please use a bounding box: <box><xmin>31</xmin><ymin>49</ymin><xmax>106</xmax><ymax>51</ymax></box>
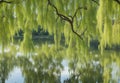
<box><xmin>0</xmin><ymin>0</ymin><xmax>13</xmax><ymax>4</ymax></box>
<box><xmin>91</xmin><ymin>0</ymin><xmax>99</xmax><ymax>5</ymax></box>
<box><xmin>72</xmin><ymin>7</ymin><xmax>87</xmax><ymax>20</ymax></box>
<box><xmin>114</xmin><ymin>0</ymin><xmax>120</xmax><ymax>4</ymax></box>
<box><xmin>48</xmin><ymin>0</ymin><xmax>87</xmax><ymax>40</ymax></box>
<box><xmin>48</xmin><ymin>0</ymin><xmax>71</xmax><ymax>22</ymax></box>
<box><xmin>70</xmin><ymin>23</ymin><xmax>83</xmax><ymax>40</ymax></box>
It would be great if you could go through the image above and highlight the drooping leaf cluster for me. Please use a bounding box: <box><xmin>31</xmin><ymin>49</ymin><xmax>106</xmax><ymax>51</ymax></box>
<box><xmin>97</xmin><ymin>0</ymin><xmax>120</xmax><ymax>53</ymax></box>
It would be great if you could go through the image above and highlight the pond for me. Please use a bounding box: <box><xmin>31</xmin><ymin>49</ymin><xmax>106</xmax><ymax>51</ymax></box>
<box><xmin>0</xmin><ymin>39</ymin><xmax>120</xmax><ymax>83</ymax></box>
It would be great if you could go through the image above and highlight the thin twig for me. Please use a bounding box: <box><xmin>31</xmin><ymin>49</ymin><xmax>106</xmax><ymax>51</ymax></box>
<box><xmin>72</xmin><ymin>7</ymin><xmax>87</xmax><ymax>20</ymax></box>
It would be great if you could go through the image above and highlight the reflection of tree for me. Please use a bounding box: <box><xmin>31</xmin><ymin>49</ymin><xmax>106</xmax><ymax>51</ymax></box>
<box><xmin>64</xmin><ymin>63</ymin><xmax>103</xmax><ymax>83</ymax></box>
<box><xmin>2</xmin><ymin>42</ymin><xmax>120</xmax><ymax>83</ymax></box>
<box><xmin>64</xmin><ymin>51</ymin><xmax>120</xmax><ymax>83</ymax></box>
<box><xmin>64</xmin><ymin>52</ymin><xmax>104</xmax><ymax>83</ymax></box>
<box><xmin>65</xmin><ymin>64</ymin><xmax>103</xmax><ymax>83</ymax></box>
<box><xmin>101</xmin><ymin>52</ymin><xmax>120</xmax><ymax>83</ymax></box>
<box><xmin>79</xmin><ymin>63</ymin><xmax>103</xmax><ymax>83</ymax></box>
<box><xmin>18</xmin><ymin>44</ymin><xmax>64</xmax><ymax>83</ymax></box>
<box><xmin>0</xmin><ymin>45</ymin><xmax>16</xmax><ymax>83</ymax></box>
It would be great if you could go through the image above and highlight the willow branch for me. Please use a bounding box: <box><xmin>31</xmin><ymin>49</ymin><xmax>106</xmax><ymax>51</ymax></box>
<box><xmin>91</xmin><ymin>0</ymin><xmax>99</xmax><ymax>5</ymax></box>
<box><xmin>48</xmin><ymin>0</ymin><xmax>71</xmax><ymax>22</ymax></box>
<box><xmin>114</xmin><ymin>0</ymin><xmax>120</xmax><ymax>4</ymax></box>
<box><xmin>72</xmin><ymin>7</ymin><xmax>87</xmax><ymax>20</ymax></box>
<box><xmin>48</xmin><ymin>0</ymin><xmax>87</xmax><ymax>40</ymax></box>
<box><xmin>0</xmin><ymin>0</ymin><xmax>13</xmax><ymax>4</ymax></box>
<box><xmin>70</xmin><ymin>23</ymin><xmax>83</xmax><ymax>40</ymax></box>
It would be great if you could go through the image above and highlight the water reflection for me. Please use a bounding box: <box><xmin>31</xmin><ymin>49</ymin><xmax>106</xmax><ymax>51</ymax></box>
<box><xmin>66</xmin><ymin>51</ymin><xmax>120</xmax><ymax>83</ymax></box>
<box><xmin>17</xmin><ymin>44</ymin><xmax>63</xmax><ymax>83</ymax></box>
<box><xmin>64</xmin><ymin>52</ymin><xmax>103</xmax><ymax>83</ymax></box>
<box><xmin>0</xmin><ymin>45</ymin><xmax>17</xmax><ymax>83</ymax></box>
<box><xmin>0</xmin><ymin>43</ymin><xmax>120</xmax><ymax>83</ymax></box>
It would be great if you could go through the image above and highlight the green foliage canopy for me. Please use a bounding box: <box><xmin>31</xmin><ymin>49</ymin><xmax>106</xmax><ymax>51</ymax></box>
<box><xmin>0</xmin><ymin>0</ymin><xmax>120</xmax><ymax>53</ymax></box>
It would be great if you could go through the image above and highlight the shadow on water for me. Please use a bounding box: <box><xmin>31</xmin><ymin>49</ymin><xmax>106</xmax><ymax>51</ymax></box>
<box><xmin>0</xmin><ymin>39</ymin><xmax>120</xmax><ymax>83</ymax></box>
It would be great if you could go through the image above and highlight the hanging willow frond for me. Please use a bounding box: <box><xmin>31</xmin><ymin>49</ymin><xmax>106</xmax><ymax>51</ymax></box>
<box><xmin>48</xmin><ymin>0</ymin><xmax>87</xmax><ymax>40</ymax></box>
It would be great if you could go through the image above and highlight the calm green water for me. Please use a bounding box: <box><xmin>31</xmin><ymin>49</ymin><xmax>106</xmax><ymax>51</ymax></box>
<box><xmin>0</xmin><ymin>40</ymin><xmax>120</xmax><ymax>83</ymax></box>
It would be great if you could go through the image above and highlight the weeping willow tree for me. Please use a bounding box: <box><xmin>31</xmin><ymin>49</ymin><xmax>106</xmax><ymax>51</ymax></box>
<box><xmin>0</xmin><ymin>0</ymin><xmax>120</xmax><ymax>53</ymax></box>
<box><xmin>0</xmin><ymin>1</ymin><xmax>120</xmax><ymax>83</ymax></box>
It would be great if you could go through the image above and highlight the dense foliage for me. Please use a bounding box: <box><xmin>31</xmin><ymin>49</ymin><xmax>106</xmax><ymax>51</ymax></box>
<box><xmin>0</xmin><ymin>0</ymin><xmax>120</xmax><ymax>82</ymax></box>
<box><xmin>0</xmin><ymin>0</ymin><xmax>120</xmax><ymax>53</ymax></box>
